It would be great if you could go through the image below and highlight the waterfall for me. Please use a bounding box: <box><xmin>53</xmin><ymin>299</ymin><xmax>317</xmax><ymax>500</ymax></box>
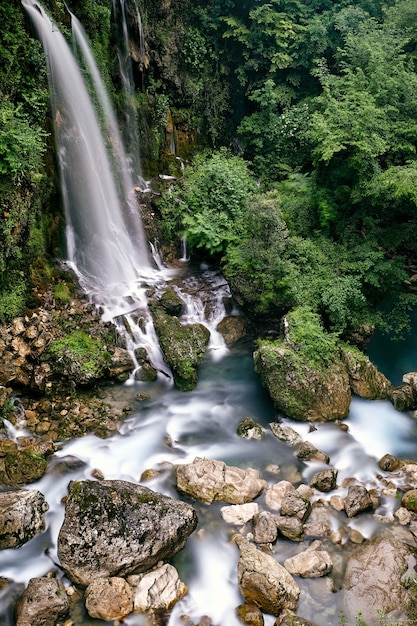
<box><xmin>22</xmin><ymin>0</ymin><xmax>151</xmax><ymax>296</ymax></box>
<box><xmin>111</xmin><ymin>0</ymin><xmax>144</xmax><ymax>181</ymax></box>
<box><xmin>21</xmin><ymin>0</ymin><xmax>173</xmax><ymax>374</ymax></box>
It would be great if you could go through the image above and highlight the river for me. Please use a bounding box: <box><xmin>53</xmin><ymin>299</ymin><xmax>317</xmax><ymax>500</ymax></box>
<box><xmin>1</xmin><ymin>308</ymin><xmax>417</xmax><ymax>625</ymax></box>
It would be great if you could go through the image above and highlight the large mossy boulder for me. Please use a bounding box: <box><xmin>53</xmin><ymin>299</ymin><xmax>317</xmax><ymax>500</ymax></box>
<box><xmin>150</xmin><ymin>304</ymin><xmax>210</xmax><ymax>391</ymax></box>
<box><xmin>254</xmin><ymin>308</ymin><xmax>351</xmax><ymax>422</ymax></box>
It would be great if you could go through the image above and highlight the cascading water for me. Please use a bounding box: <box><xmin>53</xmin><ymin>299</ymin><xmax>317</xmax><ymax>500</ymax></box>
<box><xmin>22</xmin><ymin>0</ymin><xmax>175</xmax><ymax>374</ymax></box>
<box><xmin>23</xmin><ymin>0</ymin><xmax>150</xmax><ymax>295</ymax></box>
<box><xmin>111</xmin><ymin>0</ymin><xmax>144</xmax><ymax>181</ymax></box>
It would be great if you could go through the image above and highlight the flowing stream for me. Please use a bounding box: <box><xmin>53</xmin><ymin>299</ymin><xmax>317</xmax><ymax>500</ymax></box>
<box><xmin>6</xmin><ymin>2</ymin><xmax>417</xmax><ymax>625</ymax></box>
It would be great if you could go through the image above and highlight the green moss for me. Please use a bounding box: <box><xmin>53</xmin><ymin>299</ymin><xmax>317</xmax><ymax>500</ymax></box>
<box><xmin>47</xmin><ymin>330</ymin><xmax>112</xmax><ymax>385</ymax></box>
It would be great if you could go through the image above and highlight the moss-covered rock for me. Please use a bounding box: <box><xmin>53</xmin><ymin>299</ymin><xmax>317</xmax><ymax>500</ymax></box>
<box><xmin>46</xmin><ymin>330</ymin><xmax>112</xmax><ymax>386</ymax></box>
<box><xmin>340</xmin><ymin>344</ymin><xmax>391</xmax><ymax>399</ymax></box>
<box><xmin>0</xmin><ymin>442</ymin><xmax>48</xmax><ymax>487</ymax></box>
<box><xmin>254</xmin><ymin>308</ymin><xmax>351</xmax><ymax>422</ymax></box>
<box><xmin>150</xmin><ymin>304</ymin><xmax>210</xmax><ymax>391</ymax></box>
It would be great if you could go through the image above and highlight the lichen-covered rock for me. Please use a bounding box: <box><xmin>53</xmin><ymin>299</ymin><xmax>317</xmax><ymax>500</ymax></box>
<box><xmin>57</xmin><ymin>480</ymin><xmax>198</xmax><ymax>586</ymax></box>
<box><xmin>236</xmin><ymin>603</ymin><xmax>265</xmax><ymax>626</ymax></box>
<box><xmin>15</xmin><ymin>576</ymin><xmax>69</xmax><ymax>626</ymax></box>
<box><xmin>0</xmin><ymin>490</ymin><xmax>48</xmax><ymax>549</ymax></box>
<box><xmin>176</xmin><ymin>457</ymin><xmax>267</xmax><ymax>504</ymax></box>
<box><xmin>85</xmin><ymin>577</ymin><xmax>133</xmax><ymax>620</ymax></box>
<box><xmin>340</xmin><ymin>537</ymin><xmax>417</xmax><ymax>625</ymax></box>
<box><xmin>340</xmin><ymin>345</ymin><xmax>391</xmax><ymax>399</ymax></box>
<box><xmin>150</xmin><ymin>305</ymin><xmax>210</xmax><ymax>390</ymax></box>
<box><xmin>234</xmin><ymin>535</ymin><xmax>299</xmax><ymax>616</ymax></box>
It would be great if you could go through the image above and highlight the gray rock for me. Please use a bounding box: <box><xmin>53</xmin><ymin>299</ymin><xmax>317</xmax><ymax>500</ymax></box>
<box><xmin>310</xmin><ymin>469</ymin><xmax>338</xmax><ymax>492</ymax></box>
<box><xmin>234</xmin><ymin>535</ymin><xmax>299</xmax><ymax>616</ymax></box>
<box><xmin>253</xmin><ymin>511</ymin><xmax>278</xmax><ymax>544</ymax></box>
<box><xmin>85</xmin><ymin>577</ymin><xmax>133</xmax><ymax>620</ymax></box>
<box><xmin>176</xmin><ymin>457</ymin><xmax>267</xmax><ymax>505</ymax></box>
<box><xmin>281</xmin><ymin>491</ymin><xmax>312</xmax><ymax>523</ymax></box>
<box><xmin>0</xmin><ymin>489</ymin><xmax>48</xmax><ymax>549</ymax></box>
<box><xmin>265</xmin><ymin>481</ymin><xmax>295</xmax><ymax>512</ymax></box>
<box><xmin>295</xmin><ymin>442</ymin><xmax>330</xmax><ymax>464</ymax></box>
<box><xmin>340</xmin><ymin>537</ymin><xmax>417</xmax><ymax>624</ymax></box>
<box><xmin>344</xmin><ymin>485</ymin><xmax>373</xmax><ymax>518</ymax></box>
<box><xmin>276</xmin><ymin>516</ymin><xmax>304</xmax><ymax>542</ymax></box>
<box><xmin>128</xmin><ymin>563</ymin><xmax>187</xmax><ymax>612</ymax></box>
<box><xmin>269</xmin><ymin>422</ymin><xmax>302</xmax><ymax>446</ymax></box>
<box><xmin>284</xmin><ymin>549</ymin><xmax>333</xmax><ymax>578</ymax></box>
<box><xmin>57</xmin><ymin>480</ymin><xmax>198</xmax><ymax>586</ymax></box>
<box><xmin>221</xmin><ymin>503</ymin><xmax>259</xmax><ymax>525</ymax></box>
<box><xmin>15</xmin><ymin>576</ymin><xmax>69</xmax><ymax>626</ymax></box>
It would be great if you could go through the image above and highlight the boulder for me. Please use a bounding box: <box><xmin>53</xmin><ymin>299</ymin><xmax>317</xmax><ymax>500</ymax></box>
<box><xmin>401</xmin><ymin>489</ymin><xmax>417</xmax><ymax>513</ymax></box>
<box><xmin>128</xmin><ymin>563</ymin><xmax>187</xmax><ymax>612</ymax></box>
<box><xmin>176</xmin><ymin>457</ymin><xmax>267</xmax><ymax>505</ymax></box>
<box><xmin>340</xmin><ymin>537</ymin><xmax>417</xmax><ymax>624</ymax></box>
<box><xmin>0</xmin><ymin>443</ymin><xmax>48</xmax><ymax>487</ymax></box>
<box><xmin>284</xmin><ymin>549</ymin><xmax>333</xmax><ymax>578</ymax></box>
<box><xmin>0</xmin><ymin>490</ymin><xmax>48</xmax><ymax>549</ymax></box>
<box><xmin>254</xmin><ymin>318</ymin><xmax>351</xmax><ymax>422</ymax></box>
<box><xmin>150</xmin><ymin>305</ymin><xmax>210</xmax><ymax>391</ymax></box>
<box><xmin>57</xmin><ymin>480</ymin><xmax>198</xmax><ymax>586</ymax></box>
<box><xmin>340</xmin><ymin>346</ymin><xmax>391</xmax><ymax>399</ymax></box>
<box><xmin>85</xmin><ymin>577</ymin><xmax>133</xmax><ymax>621</ymax></box>
<box><xmin>234</xmin><ymin>535</ymin><xmax>300</xmax><ymax>616</ymax></box>
<box><xmin>15</xmin><ymin>576</ymin><xmax>69</xmax><ymax>626</ymax></box>
<box><xmin>389</xmin><ymin>384</ymin><xmax>415</xmax><ymax>412</ymax></box>
<box><xmin>216</xmin><ymin>315</ymin><xmax>247</xmax><ymax>346</ymax></box>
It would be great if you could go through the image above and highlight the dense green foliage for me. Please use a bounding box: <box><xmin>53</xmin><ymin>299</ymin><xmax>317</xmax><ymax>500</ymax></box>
<box><xmin>0</xmin><ymin>1</ymin><xmax>53</xmax><ymax>321</ymax></box>
<box><xmin>2</xmin><ymin>0</ymin><xmax>417</xmax><ymax>340</ymax></box>
<box><xmin>157</xmin><ymin>0</ymin><xmax>417</xmax><ymax>339</ymax></box>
